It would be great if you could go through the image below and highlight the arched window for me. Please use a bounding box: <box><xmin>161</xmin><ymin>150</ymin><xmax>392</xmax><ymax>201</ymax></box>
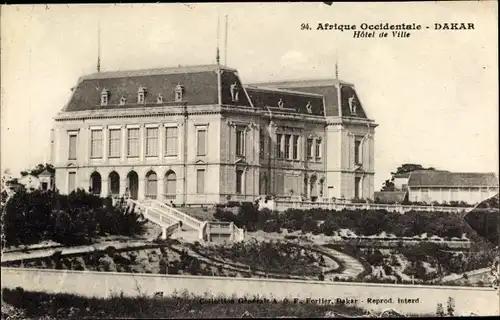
<box><xmin>127</xmin><ymin>171</ymin><xmax>139</xmax><ymax>200</ymax></box>
<box><xmin>109</xmin><ymin>171</ymin><xmax>120</xmax><ymax>196</ymax></box>
<box><xmin>145</xmin><ymin>171</ymin><xmax>157</xmax><ymax>199</ymax></box>
<box><xmin>90</xmin><ymin>172</ymin><xmax>102</xmax><ymax>196</ymax></box>
<box><xmin>310</xmin><ymin>175</ymin><xmax>318</xmax><ymax>200</ymax></box>
<box><xmin>165</xmin><ymin>171</ymin><xmax>177</xmax><ymax>200</ymax></box>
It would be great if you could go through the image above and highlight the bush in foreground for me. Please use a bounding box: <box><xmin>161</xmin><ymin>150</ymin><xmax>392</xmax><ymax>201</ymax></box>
<box><xmin>1</xmin><ymin>287</ymin><xmax>369</xmax><ymax>319</ymax></box>
<box><xmin>1</xmin><ymin>189</ymin><xmax>147</xmax><ymax>246</ymax></box>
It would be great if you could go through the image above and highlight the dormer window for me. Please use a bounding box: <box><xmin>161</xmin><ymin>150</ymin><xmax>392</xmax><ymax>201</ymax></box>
<box><xmin>100</xmin><ymin>89</ymin><xmax>109</xmax><ymax>106</ymax></box>
<box><xmin>348</xmin><ymin>95</ymin><xmax>357</xmax><ymax>115</ymax></box>
<box><xmin>137</xmin><ymin>86</ymin><xmax>147</xmax><ymax>104</ymax></box>
<box><xmin>305</xmin><ymin>101</ymin><xmax>312</xmax><ymax>114</ymax></box>
<box><xmin>230</xmin><ymin>82</ymin><xmax>240</xmax><ymax>102</ymax></box>
<box><xmin>157</xmin><ymin>93</ymin><xmax>164</xmax><ymax>104</ymax></box>
<box><xmin>119</xmin><ymin>96</ymin><xmax>127</xmax><ymax>105</ymax></box>
<box><xmin>175</xmin><ymin>84</ymin><xmax>184</xmax><ymax>102</ymax></box>
<box><xmin>278</xmin><ymin>98</ymin><xmax>284</xmax><ymax>108</ymax></box>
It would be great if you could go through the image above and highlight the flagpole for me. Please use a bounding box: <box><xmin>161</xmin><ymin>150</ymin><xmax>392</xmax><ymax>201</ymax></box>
<box><xmin>224</xmin><ymin>14</ymin><xmax>228</xmax><ymax>66</ymax></box>
<box><xmin>216</xmin><ymin>14</ymin><xmax>220</xmax><ymax>65</ymax></box>
<box><xmin>97</xmin><ymin>19</ymin><xmax>101</xmax><ymax>73</ymax></box>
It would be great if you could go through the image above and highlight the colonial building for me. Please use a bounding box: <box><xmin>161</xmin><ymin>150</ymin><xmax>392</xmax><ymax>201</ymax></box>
<box><xmin>51</xmin><ymin>64</ymin><xmax>377</xmax><ymax>205</ymax></box>
<box><xmin>406</xmin><ymin>171</ymin><xmax>499</xmax><ymax>204</ymax></box>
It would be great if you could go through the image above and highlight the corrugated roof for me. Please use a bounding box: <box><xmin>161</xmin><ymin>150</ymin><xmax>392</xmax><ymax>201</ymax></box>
<box><xmin>393</xmin><ymin>172</ymin><xmax>411</xmax><ymax>179</ymax></box>
<box><xmin>408</xmin><ymin>171</ymin><xmax>499</xmax><ymax>187</ymax></box>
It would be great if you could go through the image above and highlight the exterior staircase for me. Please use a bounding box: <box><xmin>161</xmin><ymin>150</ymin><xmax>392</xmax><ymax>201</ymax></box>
<box><xmin>127</xmin><ymin>199</ymin><xmax>245</xmax><ymax>243</ymax></box>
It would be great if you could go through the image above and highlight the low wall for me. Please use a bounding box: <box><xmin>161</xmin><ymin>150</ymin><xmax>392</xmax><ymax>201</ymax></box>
<box><xmin>271</xmin><ymin>200</ymin><xmax>471</xmax><ymax>214</ymax></box>
<box><xmin>1</xmin><ymin>268</ymin><xmax>498</xmax><ymax>316</ymax></box>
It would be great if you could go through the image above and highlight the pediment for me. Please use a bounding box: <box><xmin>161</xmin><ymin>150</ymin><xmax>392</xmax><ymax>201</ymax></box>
<box><xmin>66</xmin><ymin>162</ymin><xmax>77</xmax><ymax>168</ymax></box>
<box><xmin>194</xmin><ymin>159</ymin><xmax>208</xmax><ymax>165</ymax></box>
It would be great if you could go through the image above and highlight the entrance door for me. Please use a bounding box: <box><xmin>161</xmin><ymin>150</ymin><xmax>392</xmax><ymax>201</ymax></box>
<box><xmin>127</xmin><ymin>171</ymin><xmax>139</xmax><ymax>200</ymax></box>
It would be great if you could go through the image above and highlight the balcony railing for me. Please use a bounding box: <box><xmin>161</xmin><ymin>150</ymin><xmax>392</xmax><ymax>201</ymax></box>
<box><xmin>145</xmin><ymin>194</ymin><xmax>157</xmax><ymax>200</ymax></box>
<box><xmin>269</xmin><ymin>199</ymin><xmax>472</xmax><ymax>214</ymax></box>
<box><xmin>163</xmin><ymin>194</ymin><xmax>176</xmax><ymax>200</ymax></box>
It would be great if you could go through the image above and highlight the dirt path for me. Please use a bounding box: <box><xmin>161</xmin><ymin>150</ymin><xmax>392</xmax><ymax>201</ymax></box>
<box><xmin>246</xmin><ymin>231</ymin><xmax>366</xmax><ymax>280</ymax></box>
<box><xmin>1</xmin><ymin>240</ymin><xmax>153</xmax><ymax>263</ymax></box>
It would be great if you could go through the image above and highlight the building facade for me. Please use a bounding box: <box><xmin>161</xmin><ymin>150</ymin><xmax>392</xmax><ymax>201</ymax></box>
<box><xmin>51</xmin><ymin>64</ymin><xmax>377</xmax><ymax>205</ymax></box>
<box><xmin>406</xmin><ymin>171</ymin><xmax>499</xmax><ymax>205</ymax></box>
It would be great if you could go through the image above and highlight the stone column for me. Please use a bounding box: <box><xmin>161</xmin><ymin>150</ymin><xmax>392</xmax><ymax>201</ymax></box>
<box><xmin>101</xmin><ymin>179</ymin><xmax>109</xmax><ymax>197</ymax></box>
<box><xmin>140</xmin><ymin>125</ymin><xmax>145</xmax><ymax>162</ymax></box>
<box><xmin>157</xmin><ymin>176</ymin><xmax>164</xmax><ymax>201</ymax></box>
<box><xmin>121</xmin><ymin>127</ymin><xmax>127</xmax><ymax>161</ymax></box>
<box><xmin>119</xmin><ymin>177</ymin><xmax>127</xmax><ymax>197</ymax></box>
<box><xmin>138</xmin><ymin>177</ymin><xmax>145</xmax><ymax>200</ymax></box>
<box><xmin>103</xmin><ymin>127</ymin><xmax>108</xmax><ymax>162</ymax></box>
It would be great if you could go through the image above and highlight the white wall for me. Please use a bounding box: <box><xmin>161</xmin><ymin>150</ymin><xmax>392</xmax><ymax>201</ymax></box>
<box><xmin>409</xmin><ymin>187</ymin><xmax>499</xmax><ymax>204</ymax></box>
<box><xmin>1</xmin><ymin>268</ymin><xmax>497</xmax><ymax>316</ymax></box>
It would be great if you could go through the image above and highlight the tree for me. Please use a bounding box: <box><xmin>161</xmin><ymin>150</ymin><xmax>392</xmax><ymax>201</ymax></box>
<box><xmin>436</xmin><ymin>303</ymin><xmax>445</xmax><ymax>317</ymax></box>
<box><xmin>380</xmin><ymin>179</ymin><xmax>395</xmax><ymax>192</ymax></box>
<box><xmin>391</xmin><ymin>163</ymin><xmax>436</xmax><ymax>176</ymax></box>
<box><xmin>381</xmin><ymin>163</ymin><xmax>437</xmax><ymax>191</ymax></box>
<box><xmin>20</xmin><ymin>163</ymin><xmax>55</xmax><ymax>177</ymax></box>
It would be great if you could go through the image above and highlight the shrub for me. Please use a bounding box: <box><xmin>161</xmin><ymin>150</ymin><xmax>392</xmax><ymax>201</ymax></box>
<box><xmin>2</xmin><ymin>189</ymin><xmax>146</xmax><ymax>246</ymax></box>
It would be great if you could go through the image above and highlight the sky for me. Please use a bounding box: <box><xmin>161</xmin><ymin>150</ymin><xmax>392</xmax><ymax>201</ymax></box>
<box><xmin>1</xmin><ymin>2</ymin><xmax>498</xmax><ymax>189</ymax></box>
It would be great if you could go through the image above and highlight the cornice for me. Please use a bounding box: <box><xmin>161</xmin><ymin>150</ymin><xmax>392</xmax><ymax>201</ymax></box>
<box><xmin>326</xmin><ymin>116</ymin><xmax>378</xmax><ymax>127</ymax></box>
<box><xmin>55</xmin><ymin>104</ymin><xmax>330</xmax><ymax>124</ymax></box>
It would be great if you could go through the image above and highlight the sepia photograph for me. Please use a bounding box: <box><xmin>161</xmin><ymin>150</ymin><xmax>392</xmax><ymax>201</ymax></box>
<box><xmin>1</xmin><ymin>2</ymin><xmax>499</xmax><ymax>318</ymax></box>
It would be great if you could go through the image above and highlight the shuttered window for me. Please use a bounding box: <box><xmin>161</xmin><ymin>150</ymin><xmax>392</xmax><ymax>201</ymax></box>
<box><xmin>197</xmin><ymin>129</ymin><xmax>207</xmax><ymax>156</ymax></box>
<box><xmin>284</xmin><ymin>134</ymin><xmax>291</xmax><ymax>159</ymax></box>
<box><xmin>108</xmin><ymin>129</ymin><xmax>121</xmax><ymax>158</ymax></box>
<box><xmin>276</xmin><ymin>134</ymin><xmax>283</xmax><ymax>158</ymax></box>
<box><xmin>68</xmin><ymin>134</ymin><xmax>77</xmax><ymax>160</ymax></box>
<box><xmin>236</xmin><ymin>128</ymin><xmax>245</xmax><ymax>156</ymax></box>
<box><xmin>307</xmin><ymin>138</ymin><xmax>313</xmax><ymax>158</ymax></box>
<box><xmin>90</xmin><ymin>130</ymin><xmax>103</xmax><ymax>158</ymax></box>
<box><xmin>292</xmin><ymin>135</ymin><xmax>299</xmax><ymax>160</ymax></box>
<box><xmin>165</xmin><ymin>127</ymin><xmax>178</xmax><ymax>156</ymax></box>
<box><xmin>196</xmin><ymin>169</ymin><xmax>205</xmax><ymax>194</ymax></box>
<box><xmin>127</xmin><ymin>128</ymin><xmax>140</xmax><ymax>157</ymax></box>
<box><xmin>68</xmin><ymin>172</ymin><xmax>76</xmax><ymax>193</ymax></box>
<box><xmin>146</xmin><ymin>127</ymin><xmax>158</xmax><ymax>156</ymax></box>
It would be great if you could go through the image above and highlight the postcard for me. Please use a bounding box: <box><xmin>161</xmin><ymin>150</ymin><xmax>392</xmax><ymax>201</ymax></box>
<box><xmin>1</xmin><ymin>2</ymin><xmax>498</xmax><ymax>318</ymax></box>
